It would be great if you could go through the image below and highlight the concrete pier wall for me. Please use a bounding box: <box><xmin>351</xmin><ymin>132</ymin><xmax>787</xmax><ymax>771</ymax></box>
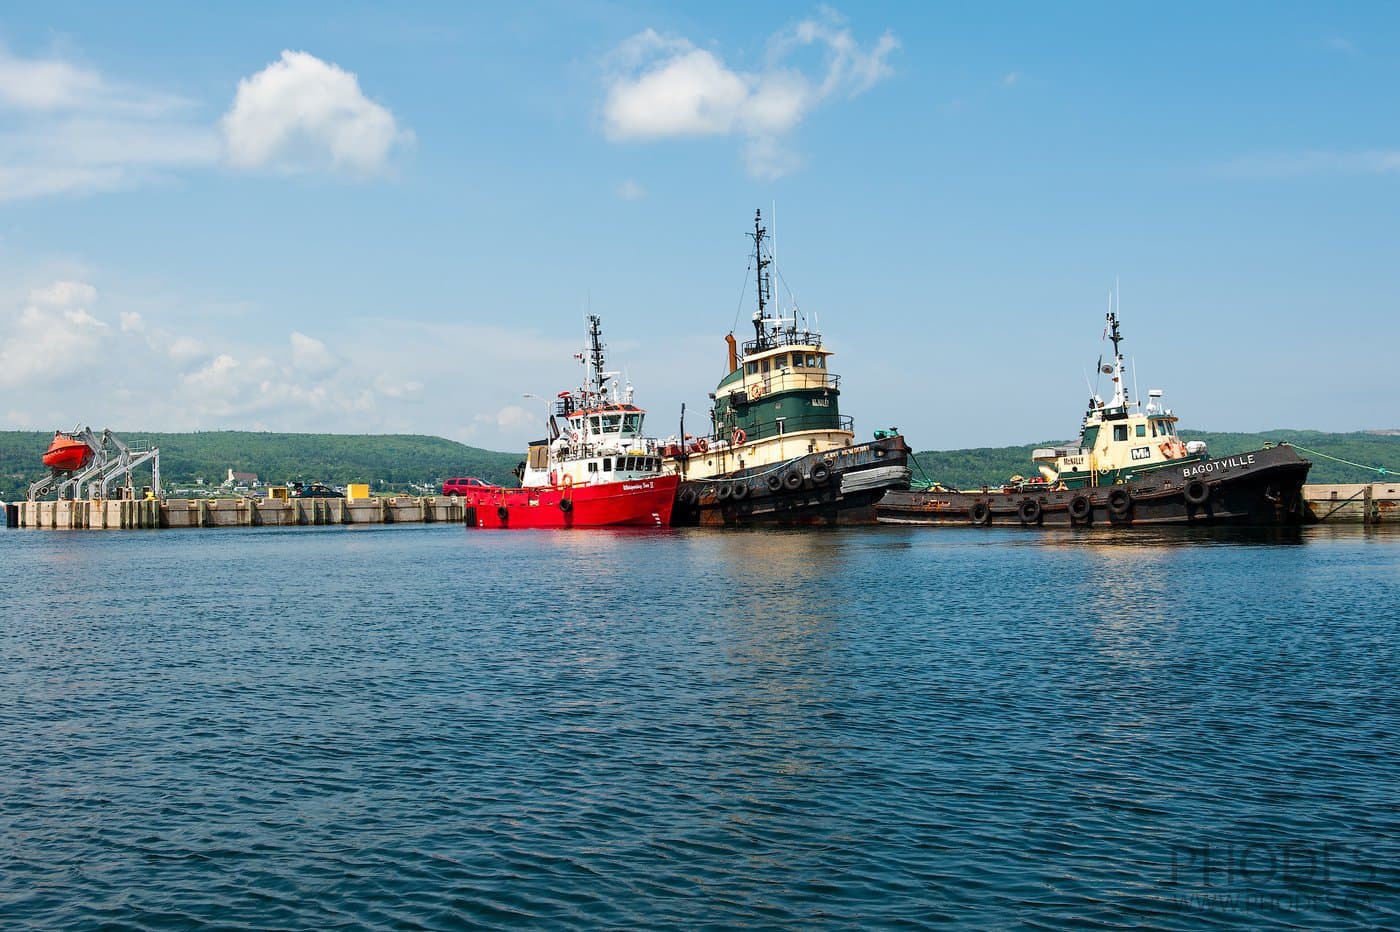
<box><xmin>1303</xmin><ymin>483</ymin><xmax>1399</xmax><ymax>524</ymax></box>
<box><xmin>10</xmin><ymin>496</ymin><xmax>466</xmax><ymax>530</ymax></box>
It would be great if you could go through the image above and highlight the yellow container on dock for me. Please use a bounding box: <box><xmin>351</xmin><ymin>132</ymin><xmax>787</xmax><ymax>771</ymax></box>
<box><xmin>346</xmin><ymin>483</ymin><xmax>370</xmax><ymax>501</ymax></box>
<box><xmin>268</xmin><ymin>486</ymin><xmax>289</xmax><ymax>501</ymax></box>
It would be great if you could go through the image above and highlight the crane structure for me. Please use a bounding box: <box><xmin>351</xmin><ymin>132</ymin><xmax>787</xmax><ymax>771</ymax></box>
<box><xmin>28</xmin><ymin>426</ymin><xmax>161</xmax><ymax>502</ymax></box>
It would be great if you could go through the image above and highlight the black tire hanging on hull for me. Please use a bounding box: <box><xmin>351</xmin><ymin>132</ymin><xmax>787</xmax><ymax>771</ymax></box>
<box><xmin>1069</xmin><ymin>495</ymin><xmax>1092</xmax><ymax>525</ymax></box>
<box><xmin>1107</xmin><ymin>487</ymin><xmax>1132</xmax><ymax>522</ymax></box>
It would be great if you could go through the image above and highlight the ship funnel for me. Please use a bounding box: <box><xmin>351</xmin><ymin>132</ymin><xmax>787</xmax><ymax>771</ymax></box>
<box><xmin>725</xmin><ymin>333</ymin><xmax>738</xmax><ymax>373</ymax></box>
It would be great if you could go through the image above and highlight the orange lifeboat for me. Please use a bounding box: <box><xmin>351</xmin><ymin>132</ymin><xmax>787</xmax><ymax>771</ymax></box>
<box><xmin>41</xmin><ymin>432</ymin><xmax>92</xmax><ymax>471</ymax></box>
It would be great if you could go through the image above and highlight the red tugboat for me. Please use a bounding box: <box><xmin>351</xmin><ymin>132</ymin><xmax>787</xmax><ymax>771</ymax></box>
<box><xmin>42</xmin><ymin>431</ymin><xmax>95</xmax><ymax>472</ymax></box>
<box><xmin>462</xmin><ymin>315</ymin><xmax>678</xmax><ymax>529</ymax></box>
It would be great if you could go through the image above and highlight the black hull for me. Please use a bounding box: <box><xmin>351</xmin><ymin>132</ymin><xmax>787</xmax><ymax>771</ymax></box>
<box><xmin>671</xmin><ymin>435</ymin><xmax>911</xmax><ymax>527</ymax></box>
<box><xmin>876</xmin><ymin>444</ymin><xmax>1311</xmax><ymax>528</ymax></box>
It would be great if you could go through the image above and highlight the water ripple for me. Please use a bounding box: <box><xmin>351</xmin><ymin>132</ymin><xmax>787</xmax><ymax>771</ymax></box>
<box><xmin>0</xmin><ymin>524</ymin><xmax>1396</xmax><ymax>928</ymax></box>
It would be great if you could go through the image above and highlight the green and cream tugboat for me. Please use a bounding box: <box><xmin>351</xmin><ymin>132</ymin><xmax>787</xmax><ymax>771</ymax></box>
<box><xmin>664</xmin><ymin>210</ymin><xmax>912</xmax><ymax>526</ymax></box>
<box><xmin>875</xmin><ymin>312</ymin><xmax>1311</xmax><ymax>527</ymax></box>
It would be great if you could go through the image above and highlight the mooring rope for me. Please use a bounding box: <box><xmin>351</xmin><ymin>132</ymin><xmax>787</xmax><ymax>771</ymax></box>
<box><xmin>1283</xmin><ymin>442</ymin><xmax>1393</xmax><ymax>478</ymax></box>
<box><xmin>908</xmin><ymin>452</ymin><xmax>938</xmax><ymax>488</ymax></box>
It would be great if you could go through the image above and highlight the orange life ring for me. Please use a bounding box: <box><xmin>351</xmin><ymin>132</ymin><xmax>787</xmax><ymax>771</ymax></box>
<box><xmin>561</xmin><ymin>474</ymin><xmax>574</xmax><ymax>489</ymax></box>
<box><xmin>748</xmin><ymin>383</ymin><xmax>766</xmax><ymax>400</ymax></box>
<box><xmin>695</xmin><ymin>438</ymin><xmax>709</xmax><ymax>453</ymax></box>
<box><xmin>733</xmin><ymin>428</ymin><xmax>747</xmax><ymax>445</ymax></box>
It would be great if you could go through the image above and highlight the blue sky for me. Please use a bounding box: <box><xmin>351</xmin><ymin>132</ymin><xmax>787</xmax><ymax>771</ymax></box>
<box><xmin>2</xmin><ymin>2</ymin><xmax>1396</xmax><ymax>452</ymax></box>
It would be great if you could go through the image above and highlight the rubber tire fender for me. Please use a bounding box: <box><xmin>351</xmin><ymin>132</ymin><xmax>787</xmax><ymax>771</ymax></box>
<box><xmin>1107</xmin><ymin>487</ymin><xmax>1132</xmax><ymax>518</ymax></box>
<box><xmin>1184</xmin><ymin>478</ymin><xmax>1210</xmax><ymax>506</ymax></box>
<box><xmin>969</xmin><ymin>501</ymin><xmax>991</xmax><ymax>525</ymax></box>
<box><xmin>559</xmin><ymin>497</ymin><xmax>573</xmax><ymax>513</ymax></box>
<box><xmin>809</xmin><ymin>461</ymin><xmax>831</xmax><ymax>485</ymax></box>
<box><xmin>730</xmin><ymin>481</ymin><xmax>750</xmax><ymax>501</ymax></box>
<box><xmin>715</xmin><ymin>482</ymin><xmax>734</xmax><ymax>502</ymax></box>
<box><xmin>1069</xmin><ymin>495</ymin><xmax>1092</xmax><ymax>523</ymax></box>
<box><xmin>1018</xmin><ymin>499</ymin><xmax>1042</xmax><ymax>526</ymax></box>
<box><xmin>765</xmin><ymin>472</ymin><xmax>784</xmax><ymax>492</ymax></box>
<box><xmin>782</xmin><ymin>468</ymin><xmax>804</xmax><ymax>491</ymax></box>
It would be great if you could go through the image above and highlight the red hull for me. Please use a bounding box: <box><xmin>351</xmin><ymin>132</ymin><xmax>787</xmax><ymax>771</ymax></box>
<box><xmin>42</xmin><ymin>436</ymin><xmax>91</xmax><ymax>472</ymax></box>
<box><xmin>463</xmin><ymin>475</ymin><xmax>679</xmax><ymax>529</ymax></box>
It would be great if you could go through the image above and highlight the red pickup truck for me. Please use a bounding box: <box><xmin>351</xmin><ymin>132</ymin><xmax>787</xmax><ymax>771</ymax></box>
<box><xmin>441</xmin><ymin>477</ymin><xmax>493</xmax><ymax>496</ymax></box>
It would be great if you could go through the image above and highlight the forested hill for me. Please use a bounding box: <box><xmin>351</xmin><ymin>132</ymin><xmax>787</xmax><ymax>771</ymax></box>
<box><xmin>913</xmin><ymin>430</ymin><xmax>1400</xmax><ymax>490</ymax></box>
<box><xmin>0</xmin><ymin>431</ymin><xmax>521</xmax><ymax>498</ymax></box>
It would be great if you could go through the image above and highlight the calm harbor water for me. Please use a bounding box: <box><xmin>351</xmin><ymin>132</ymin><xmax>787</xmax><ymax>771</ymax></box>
<box><xmin>1</xmin><ymin>524</ymin><xmax>1396</xmax><ymax>929</ymax></box>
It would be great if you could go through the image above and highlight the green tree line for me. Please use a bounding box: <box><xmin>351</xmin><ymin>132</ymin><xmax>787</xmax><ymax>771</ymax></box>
<box><xmin>0</xmin><ymin>430</ymin><xmax>521</xmax><ymax>498</ymax></box>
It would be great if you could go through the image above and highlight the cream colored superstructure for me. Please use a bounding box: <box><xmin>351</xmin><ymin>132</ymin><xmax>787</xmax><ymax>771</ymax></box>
<box><xmin>662</xmin><ymin>340</ymin><xmax>855</xmax><ymax>483</ymax></box>
<box><xmin>1032</xmin><ymin>315</ymin><xmax>1206</xmax><ymax>488</ymax></box>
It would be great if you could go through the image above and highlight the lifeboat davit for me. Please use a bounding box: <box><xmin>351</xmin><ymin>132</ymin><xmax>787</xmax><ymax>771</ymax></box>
<box><xmin>42</xmin><ymin>433</ymin><xmax>92</xmax><ymax>472</ymax></box>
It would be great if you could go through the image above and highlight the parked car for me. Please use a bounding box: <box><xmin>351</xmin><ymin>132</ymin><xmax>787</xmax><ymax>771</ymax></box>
<box><xmin>442</xmin><ymin>477</ymin><xmax>492</xmax><ymax>496</ymax></box>
<box><xmin>292</xmin><ymin>482</ymin><xmax>343</xmax><ymax>499</ymax></box>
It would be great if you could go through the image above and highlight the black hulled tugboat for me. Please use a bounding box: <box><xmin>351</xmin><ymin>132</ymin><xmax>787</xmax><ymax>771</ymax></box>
<box><xmin>875</xmin><ymin>312</ymin><xmax>1311</xmax><ymax>527</ymax></box>
<box><xmin>662</xmin><ymin>211</ymin><xmax>912</xmax><ymax>525</ymax></box>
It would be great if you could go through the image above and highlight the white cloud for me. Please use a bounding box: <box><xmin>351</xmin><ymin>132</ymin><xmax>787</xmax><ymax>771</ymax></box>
<box><xmin>184</xmin><ymin>353</ymin><xmax>241</xmax><ymax>392</ymax></box>
<box><xmin>289</xmin><ymin>330</ymin><xmax>336</xmax><ymax>373</ymax></box>
<box><xmin>0</xmin><ymin>48</ymin><xmax>105</xmax><ymax>111</ymax></box>
<box><xmin>31</xmin><ymin>280</ymin><xmax>98</xmax><ymax>308</ymax></box>
<box><xmin>0</xmin><ymin>46</ymin><xmax>214</xmax><ymax>202</ymax></box>
<box><xmin>0</xmin><ymin>45</ymin><xmax>407</xmax><ymax>201</ymax></box>
<box><xmin>1223</xmin><ymin>150</ymin><xmax>1400</xmax><ymax>177</ymax></box>
<box><xmin>0</xmin><ymin>280</ymin><xmax>109</xmax><ymax>388</ymax></box>
<box><xmin>221</xmin><ymin>50</ymin><xmax>412</xmax><ymax>175</ymax></box>
<box><xmin>617</xmin><ymin>178</ymin><xmax>646</xmax><ymax>200</ymax></box>
<box><xmin>602</xmin><ymin>10</ymin><xmax>898</xmax><ymax>178</ymax></box>
<box><xmin>165</xmin><ymin>336</ymin><xmax>205</xmax><ymax>360</ymax></box>
<box><xmin>1002</xmin><ymin>71</ymin><xmax>1021</xmax><ymax>87</ymax></box>
<box><xmin>0</xmin><ymin>281</ymin><xmax>635</xmax><ymax>453</ymax></box>
<box><xmin>0</xmin><ymin>45</ymin><xmax>183</xmax><ymax>115</ymax></box>
<box><xmin>491</xmin><ymin>405</ymin><xmax>537</xmax><ymax>432</ymax></box>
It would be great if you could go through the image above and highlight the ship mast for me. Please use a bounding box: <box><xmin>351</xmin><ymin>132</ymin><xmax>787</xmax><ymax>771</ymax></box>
<box><xmin>1106</xmin><ymin>311</ymin><xmax>1127</xmax><ymax>409</ymax></box>
<box><xmin>586</xmin><ymin>314</ymin><xmax>607</xmax><ymax>401</ymax></box>
<box><xmin>749</xmin><ymin>209</ymin><xmax>772</xmax><ymax>349</ymax></box>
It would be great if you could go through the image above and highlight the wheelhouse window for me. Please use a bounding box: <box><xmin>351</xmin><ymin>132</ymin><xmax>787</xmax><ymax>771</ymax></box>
<box><xmin>602</xmin><ymin>414</ymin><xmax>621</xmax><ymax>432</ymax></box>
<box><xmin>806</xmin><ymin>353</ymin><xmax>818</xmax><ymax>368</ymax></box>
<box><xmin>761</xmin><ymin>359</ymin><xmax>771</xmax><ymax>374</ymax></box>
<box><xmin>589</xmin><ymin>416</ymin><xmax>602</xmax><ymax>435</ymax></box>
<box><xmin>746</xmin><ymin>362</ymin><xmax>758</xmax><ymax>375</ymax></box>
<box><xmin>623</xmin><ymin>413</ymin><xmax>642</xmax><ymax>434</ymax></box>
<box><xmin>793</xmin><ymin>354</ymin><xmax>805</xmax><ymax>368</ymax></box>
<box><xmin>1113</xmin><ymin>425</ymin><xmax>1128</xmax><ymax>442</ymax></box>
<box><xmin>588</xmin><ymin>462</ymin><xmax>598</xmax><ymax>472</ymax></box>
<box><xmin>603</xmin><ymin>458</ymin><xmax>611</xmax><ymax>471</ymax></box>
<box><xmin>773</xmin><ymin>354</ymin><xmax>787</xmax><ymax>368</ymax></box>
<box><xmin>817</xmin><ymin>356</ymin><xmax>826</xmax><ymax>368</ymax></box>
<box><xmin>1136</xmin><ymin>424</ymin><xmax>1146</xmax><ymax>437</ymax></box>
